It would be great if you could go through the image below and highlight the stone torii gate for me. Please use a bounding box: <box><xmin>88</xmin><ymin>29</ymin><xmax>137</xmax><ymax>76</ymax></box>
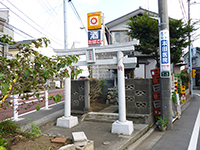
<box><xmin>54</xmin><ymin>40</ymin><xmax>138</xmax><ymax>135</ymax></box>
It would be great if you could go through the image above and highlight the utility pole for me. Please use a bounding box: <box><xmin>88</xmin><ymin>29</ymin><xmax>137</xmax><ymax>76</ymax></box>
<box><xmin>188</xmin><ymin>0</ymin><xmax>193</xmax><ymax>98</ymax></box>
<box><xmin>57</xmin><ymin>0</ymin><xmax>78</xmax><ymax>128</ymax></box>
<box><xmin>158</xmin><ymin>0</ymin><xmax>173</xmax><ymax>129</ymax></box>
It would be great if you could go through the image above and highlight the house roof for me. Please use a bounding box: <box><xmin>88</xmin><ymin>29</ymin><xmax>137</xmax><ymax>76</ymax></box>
<box><xmin>9</xmin><ymin>39</ymin><xmax>36</xmax><ymax>49</ymax></box>
<box><xmin>105</xmin><ymin>7</ymin><xmax>158</xmax><ymax>29</ymax></box>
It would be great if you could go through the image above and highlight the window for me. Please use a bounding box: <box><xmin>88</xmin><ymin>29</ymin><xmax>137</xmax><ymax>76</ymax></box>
<box><xmin>192</xmin><ymin>58</ymin><xmax>196</xmax><ymax>65</ymax></box>
<box><xmin>111</xmin><ymin>31</ymin><xmax>131</xmax><ymax>44</ymax></box>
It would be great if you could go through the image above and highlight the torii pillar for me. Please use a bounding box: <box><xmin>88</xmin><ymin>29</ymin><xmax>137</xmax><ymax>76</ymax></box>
<box><xmin>111</xmin><ymin>51</ymin><xmax>134</xmax><ymax>135</ymax></box>
<box><xmin>56</xmin><ymin>67</ymin><xmax>78</xmax><ymax>128</ymax></box>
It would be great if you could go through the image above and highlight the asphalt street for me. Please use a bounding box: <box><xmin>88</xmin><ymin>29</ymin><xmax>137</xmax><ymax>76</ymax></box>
<box><xmin>136</xmin><ymin>90</ymin><xmax>200</xmax><ymax>150</ymax></box>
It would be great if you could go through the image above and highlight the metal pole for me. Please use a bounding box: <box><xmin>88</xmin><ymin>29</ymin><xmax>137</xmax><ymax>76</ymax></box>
<box><xmin>63</xmin><ymin>0</ymin><xmax>68</xmax><ymax>49</ymax></box>
<box><xmin>117</xmin><ymin>51</ymin><xmax>126</xmax><ymax>122</ymax></box>
<box><xmin>188</xmin><ymin>0</ymin><xmax>193</xmax><ymax>98</ymax></box>
<box><xmin>63</xmin><ymin>0</ymin><xmax>71</xmax><ymax>117</ymax></box>
<box><xmin>158</xmin><ymin>0</ymin><xmax>173</xmax><ymax>129</ymax></box>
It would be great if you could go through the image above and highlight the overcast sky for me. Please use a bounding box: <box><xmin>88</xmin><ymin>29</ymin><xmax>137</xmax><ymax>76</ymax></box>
<box><xmin>0</xmin><ymin>0</ymin><xmax>199</xmax><ymax>51</ymax></box>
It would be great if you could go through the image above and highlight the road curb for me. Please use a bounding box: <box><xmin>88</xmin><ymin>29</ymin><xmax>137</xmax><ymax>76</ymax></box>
<box><xmin>20</xmin><ymin>109</ymin><xmax>64</xmax><ymax>131</ymax></box>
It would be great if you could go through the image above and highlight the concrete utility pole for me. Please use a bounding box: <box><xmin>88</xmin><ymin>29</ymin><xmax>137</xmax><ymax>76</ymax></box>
<box><xmin>56</xmin><ymin>0</ymin><xmax>78</xmax><ymax>128</ymax></box>
<box><xmin>158</xmin><ymin>0</ymin><xmax>173</xmax><ymax>129</ymax></box>
<box><xmin>188</xmin><ymin>0</ymin><xmax>193</xmax><ymax>98</ymax></box>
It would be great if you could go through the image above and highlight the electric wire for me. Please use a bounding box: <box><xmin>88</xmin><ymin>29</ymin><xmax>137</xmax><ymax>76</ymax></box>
<box><xmin>41</xmin><ymin>2</ymin><xmax>63</xmax><ymax>33</ymax></box>
<box><xmin>37</xmin><ymin>0</ymin><xmax>62</xmax><ymax>27</ymax></box>
<box><xmin>178</xmin><ymin>0</ymin><xmax>188</xmax><ymax>23</ymax></box>
<box><xmin>68</xmin><ymin>1</ymin><xmax>87</xmax><ymax>33</ymax></box>
<box><xmin>6</xmin><ymin>0</ymin><xmax>63</xmax><ymax>45</ymax></box>
<box><xmin>0</xmin><ymin>1</ymin><xmax>63</xmax><ymax>47</ymax></box>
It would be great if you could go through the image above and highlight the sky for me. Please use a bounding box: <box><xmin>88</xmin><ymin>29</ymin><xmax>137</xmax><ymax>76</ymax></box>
<box><xmin>0</xmin><ymin>0</ymin><xmax>200</xmax><ymax>55</ymax></box>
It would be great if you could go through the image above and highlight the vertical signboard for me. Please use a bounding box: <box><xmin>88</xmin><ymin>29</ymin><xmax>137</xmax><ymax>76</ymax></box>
<box><xmin>88</xmin><ymin>12</ymin><xmax>102</xmax><ymax>46</ymax></box>
<box><xmin>88</xmin><ymin>12</ymin><xmax>101</xmax><ymax>30</ymax></box>
<box><xmin>88</xmin><ymin>29</ymin><xmax>101</xmax><ymax>45</ymax></box>
<box><xmin>86</xmin><ymin>48</ymin><xmax>96</xmax><ymax>63</ymax></box>
<box><xmin>159</xmin><ymin>30</ymin><xmax>171</xmax><ymax>78</ymax></box>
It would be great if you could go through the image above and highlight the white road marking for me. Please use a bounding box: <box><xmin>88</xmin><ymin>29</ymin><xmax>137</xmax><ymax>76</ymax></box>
<box><xmin>188</xmin><ymin>107</ymin><xmax>200</xmax><ymax>150</ymax></box>
<box><xmin>194</xmin><ymin>93</ymin><xmax>200</xmax><ymax>97</ymax></box>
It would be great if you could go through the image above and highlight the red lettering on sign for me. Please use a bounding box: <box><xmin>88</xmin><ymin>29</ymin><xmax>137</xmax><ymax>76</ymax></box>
<box><xmin>118</xmin><ymin>66</ymin><xmax>123</xmax><ymax>71</ymax></box>
<box><xmin>88</xmin><ymin>39</ymin><xmax>101</xmax><ymax>45</ymax></box>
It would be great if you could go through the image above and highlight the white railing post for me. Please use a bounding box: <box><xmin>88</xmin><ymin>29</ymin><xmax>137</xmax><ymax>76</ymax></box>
<box><xmin>13</xmin><ymin>95</ymin><xmax>18</xmax><ymax>120</ymax></box>
<box><xmin>45</xmin><ymin>90</ymin><xmax>48</xmax><ymax>109</ymax></box>
<box><xmin>45</xmin><ymin>80</ymin><xmax>49</xmax><ymax>109</ymax></box>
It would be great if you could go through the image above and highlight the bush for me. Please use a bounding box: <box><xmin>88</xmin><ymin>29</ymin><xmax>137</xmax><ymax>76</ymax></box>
<box><xmin>0</xmin><ymin>119</ymin><xmax>20</xmax><ymax>135</ymax></box>
<box><xmin>180</xmin><ymin>70</ymin><xmax>190</xmax><ymax>88</ymax></box>
<box><xmin>89</xmin><ymin>78</ymin><xmax>105</xmax><ymax>102</ymax></box>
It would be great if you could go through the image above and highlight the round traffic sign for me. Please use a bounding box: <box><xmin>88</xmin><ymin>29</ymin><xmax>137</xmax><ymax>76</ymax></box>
<box><xmin>90</xmin><ymin>17</ymin><xmax>98</xmax><ymax>25</ymax></box>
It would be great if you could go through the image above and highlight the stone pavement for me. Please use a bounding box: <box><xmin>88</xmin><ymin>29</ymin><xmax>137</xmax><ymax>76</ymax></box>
<box><xmin>16</xmin><ymin>102</ymin><xmax>150</xmax><ymax>150</ymax></box>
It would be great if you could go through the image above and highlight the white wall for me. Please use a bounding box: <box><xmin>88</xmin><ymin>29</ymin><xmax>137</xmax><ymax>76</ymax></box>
<box><xmin>146</xmin><ymin>59</ymin><xmax>157</xmax><ymax>78</ymax></box>
<box><xmin>134</xmin><ymin>58</ymin><xmax>157</xmax><ymax>78</ymax></box>
<box><xmin>0</xmin><ymin>10</ymin><xmax>9</xmax><ymax>22</ymax></box>
<box><xmin>135</xmin><ymin>64</ymin><xmax>144</xmax><ymax>78</ymax></box>
<box><xmin>109</xmin><ymin>22</ymin><xmax>128</xmax><ymax>31</ymax></box>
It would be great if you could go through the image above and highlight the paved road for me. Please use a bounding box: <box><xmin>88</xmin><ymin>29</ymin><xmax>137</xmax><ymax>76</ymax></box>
<box><xmin>136</xmin><ymin>90</ymin><xmax>200</xmax><ymax>150</ymax></box>
<box><xmin>0</xmin><ymin>89</ymin><xmax>65</xmax><ymax>120</ymax></box>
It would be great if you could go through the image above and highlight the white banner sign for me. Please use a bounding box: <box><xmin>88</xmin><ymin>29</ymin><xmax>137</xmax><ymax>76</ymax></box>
<box><xmin>159</xmin><ymin>30</ymin><xmax>171</xmax><ymax>78</ymax></box>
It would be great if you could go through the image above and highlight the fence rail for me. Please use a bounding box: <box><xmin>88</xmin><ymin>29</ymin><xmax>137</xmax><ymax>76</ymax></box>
<box><xmin>0</xmin><ymin>89</ymin><xmax>65</xmax><ymax>121</ymax></box>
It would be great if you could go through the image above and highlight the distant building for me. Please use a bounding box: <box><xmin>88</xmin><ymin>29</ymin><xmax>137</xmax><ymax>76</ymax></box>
<box><xmin>0</xmin><ymin>9</ymin><xmax>14</xmax><ymax>59</ymax></box>
<box><xmin>90</xmin><ymin>7</ymin><xmax>158</xmax><ymax>80</ymax></box>
<box><xmin>0</xmin><ymin>9</ymin><xmax>14</xmax><ymax>38</ymax></box>
<box><xmin>183</xmin><ymin>47</ymin><xmax>200</xmax><ymax>87</ymax></box>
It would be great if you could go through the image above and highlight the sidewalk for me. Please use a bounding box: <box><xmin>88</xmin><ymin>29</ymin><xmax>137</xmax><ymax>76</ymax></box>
<box><xmin>15</xmin><ymin>96</ymin><xmax>192</xmax><ymax>150</ymax></box>
<box><xmin>16</xmin><ymin>102</ymin><xmax>150</xmax><ymax>150</ymax></box>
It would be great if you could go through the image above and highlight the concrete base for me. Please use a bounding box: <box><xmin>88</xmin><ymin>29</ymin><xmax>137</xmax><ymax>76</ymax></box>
<box><xmin>72</xmin><ymin>131</ymin><xmax>88</xmax><ymax>147</ymax></box>
<box><xmin>56</xmin><ymin>116</ymin><xmax>78</xmax><ymax>128</ymax></box>
<box><xmin>111</xmin><ymin>120</ymin><xmax>134</xmax><ymax>135</ymax></box>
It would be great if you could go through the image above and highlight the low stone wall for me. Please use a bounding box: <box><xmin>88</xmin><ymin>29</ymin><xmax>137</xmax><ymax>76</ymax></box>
<box><xmin>71</xmin><ymin>79</ymin><xmax>90</xmax><ymax>112</ymax></box>
<box><xmin>106</xmin><ymin>79</ymin><xmax>154</xmax><ymax>125</ymax></box>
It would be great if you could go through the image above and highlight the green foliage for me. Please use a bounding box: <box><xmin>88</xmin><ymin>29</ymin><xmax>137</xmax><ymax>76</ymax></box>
<box><xmin>71</xmin><ymin>66</ymin><xmax>83</xmax><ymax>80</ymax></box>
<box><xmin>88</xmin><ymin>66</ymin><xmax>92</xmax><ymax>78</ymax></box>
<box><xmin>35</xmin><ymin>104</ymin><xmax>41</xmax><ymax>111</ymax></box>
<box><xmin>89</xmin><ymin>78</ymin><xmax>105</xmax><ymax>102</ymax></box>
<box><xmin>0</xmin><ymin>35</ymin><xmax>81</xmax><ymax>110</ymax></box>
<box><xmin>0</xmin><ymin>146</ymin><xmax>7</xmax><ymax>150</ymax></box>
<box><xmin>0</xmin><ymin>35</ymin><xmax>16</xmax><ymax>45</ymax></box>
<box><xmin>156</xmin><ymin>117</ymin><xmax>169</xmax><ymax>131</ymax></box>
<box><xmin>0</xmin><ymin>137</ymin><xmax>7</xmax><ymax>148</ymax></box>
<box><xmin>0</xmin><ymin>119</ymin><xmax>20</xmax><ymax>135</ymax></box>
<box><xmin>126</xmin><ymin>13</ymin><xmax>197</xmax><ymax>66</ymax></box>
<box><xmin>180</xmin><ymin>70</ymin><xmax>190</xmax><ymax>88</ymax></box>
<box><xmin>159</xmin><ymin>117</ymin><xmax>169</xmax><ymax>127</ymax></box>
<box><xmin>23</xmin><ymin>118</ymin><xmax>42</xmax><ymax>139</ymax></box>
<box><xmin>52</xmin><ymin>93</ymin><xmax>62</xmax><ymax>103</ymax></box>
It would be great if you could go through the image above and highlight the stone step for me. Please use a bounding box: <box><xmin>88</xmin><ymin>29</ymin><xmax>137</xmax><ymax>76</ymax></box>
<box><xmin>84</xmin><ymin>112</ymin><xmax>150</xmax><ymax>124</ymax></box>
<box><xmin>99</xmin><ymin>105</ymin><xmax>118</xmax><ymax>113</ymax></box>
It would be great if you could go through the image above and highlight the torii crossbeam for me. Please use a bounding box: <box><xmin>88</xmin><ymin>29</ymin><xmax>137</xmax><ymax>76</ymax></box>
<box><xmin>54</xmin><ymin>40</ymin><xmax>138</xmax><ymax>135</ymax></box>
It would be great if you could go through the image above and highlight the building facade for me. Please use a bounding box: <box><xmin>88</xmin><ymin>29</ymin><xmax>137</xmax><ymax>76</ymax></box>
<box><xmin>93</xmin><ymin>7</ymin><xmax>158</xmax><ymax>79</ymax></box>
<box><xmin>0</xmin><ymin>9</ymin><xmax>14</xmax><ymax>38</ymax></box>
<box><xmin>183</xmin><ymin>47</ymin><xmax>200</xmax><ymax>87</ymax></box>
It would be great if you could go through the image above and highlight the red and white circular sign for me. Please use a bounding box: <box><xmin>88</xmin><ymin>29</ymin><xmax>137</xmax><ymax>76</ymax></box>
<box><xmin>91</xmin><ymin>17</ymin><xmax>97</xmax><ymax>24</ymax></box>
<box><xmin>90</xmin><ymin>16</ymin><xmax>98</xmax><ymax>26</ymax></box>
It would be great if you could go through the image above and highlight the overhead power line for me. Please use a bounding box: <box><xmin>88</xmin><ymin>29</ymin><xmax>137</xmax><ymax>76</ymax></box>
<box><xmin>6</xmin><ymin>0</ymin><xmax>63</xmax><ymax>45</ymax></box>
<box><xmin>0</xmin><ymin>1</ymin><xmax>63</xmax><ymax>47</ymax></box>
<box><xmin>68</xmin><ymin>1</ymin><xmax>87</xmax><ymax>33</ymax></box>
<box><xmin>179</xmin><ymin>0</ymin><xmax>188</xmax><ymax>22</ymax></box>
